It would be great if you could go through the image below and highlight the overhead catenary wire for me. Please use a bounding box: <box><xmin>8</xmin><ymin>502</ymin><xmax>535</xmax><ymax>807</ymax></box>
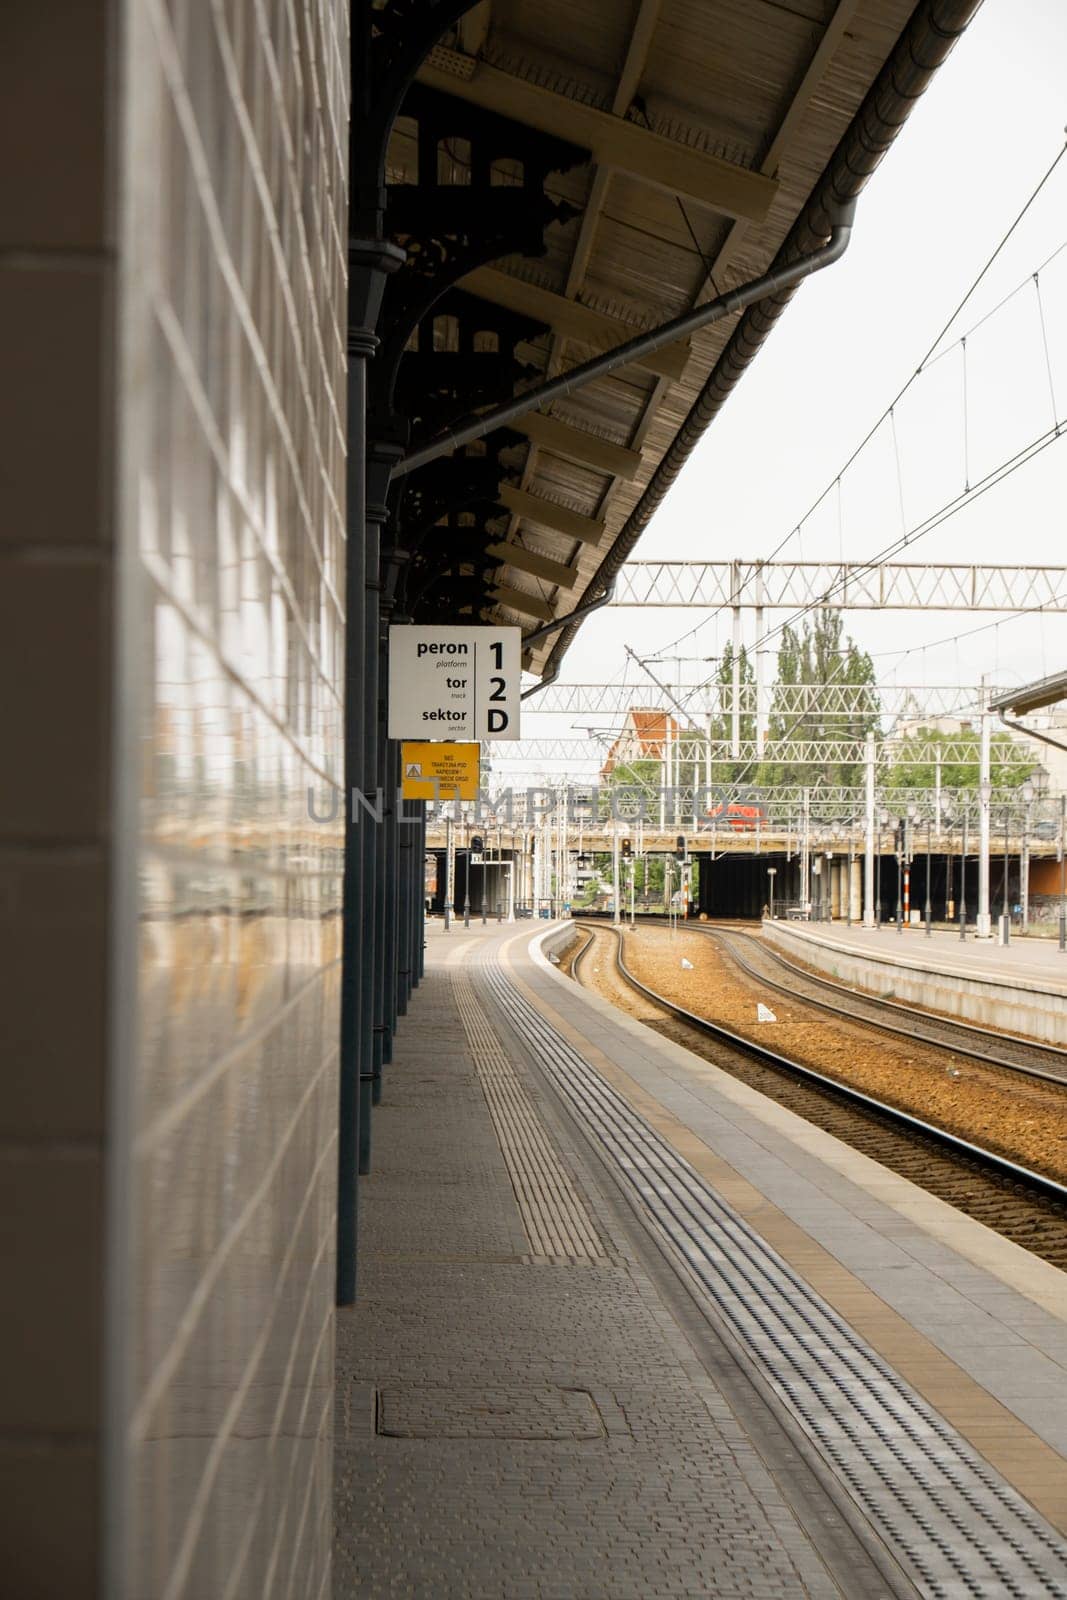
<box><xmin>702</xmin><ymin>418</ymin><xmax>1067</xmax><ymax>676</ymax></box>
<box><xmin>749</xmin><ymin>137</ymin><xmax>1067</xmax><ymax>569</ymax></box>
<box><xmin>539</xmin><ymin>0</ymin><xmax>988</xmax><ymax>685</ymax></box>
<box><xmin>640</xmin><ymin>138</ymin><xmax>1067</xmax><ymax>668</ymax></box>
<box><xmin>868</xmin><ymin>585</ymin><xmax>1067</xmax><ymax>665</ymax></box>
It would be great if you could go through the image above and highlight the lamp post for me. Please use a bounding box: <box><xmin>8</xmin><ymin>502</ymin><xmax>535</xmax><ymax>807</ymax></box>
<box><xmin>824</xmin><ymin>848</ymin><xmax>833</xmax><ymax>921</ymax></box>
<box><xmin>924</xmin><ymin>813</ymin><xmax>932</xmax><ymax>937</ymax></box>
<box><xmin>904</xmin><ymin>802</ymin><xmax>918</xmax><ymax>928</ymax></box>
<box><xmin>848</xmin><ymin>820</ymin><xmax>856</xmax><ymax>928</ymax></box>
<box><xmin>767</xmin><ymin>865</ymin><xmax>777</xmax><ymax>921</ymax></box>
<box><xmin>1001</xmin><ymin>798</ymin><xmax>1010</xmax><ymax>945</ymax></box>
<box><xmin>895</xmin><ymin>817</ymin><xmax>903</xmax><ymax>935</ymax></box>
<box><xmin>959</xmin><ymin>801</ymin><xmax>968</xmax><ymax>940</ymax></box>
<box><xmin>463</xmin><ymin>848</ymin><xmax>471</xmax><ymax>928</ymax></box>
<box><xmin>942</xmin><ymin>799</ymin><xmax>954</xmax><ymax>921</ymax></box>
<box><xmin>977</xmin><ymin>775</ymin><xmax>992</xmax><ymax>939</ymax></box>
<box><xmin>444</xmin><ymin>813</ymin><xmax>454</xmax><ymax>931</ymax></box>
<box><xmin>801</xmin><ymin>787</ymin><xmax>811</xmax><ymax>918</ymax></box>
<box><xmin>877</xmin><ymin>807</ymin><xmax>888</xmax><ymax>930</ymax></box>
<box><xmin>1020</xmin><ymin>780</ymin><xmax>1034</xmax><ymax>933</ymax></box>
<box><xmin>830</xmin><ymin>822</ymin><xmax>844</xmax><ymax>923</ymax></box>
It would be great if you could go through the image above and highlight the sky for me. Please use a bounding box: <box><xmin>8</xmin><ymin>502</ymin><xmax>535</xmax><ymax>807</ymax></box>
<box><xmin>509</xmin><ymin>0</ymin><xmax>1067</xmax><ymax>777</ymax></box>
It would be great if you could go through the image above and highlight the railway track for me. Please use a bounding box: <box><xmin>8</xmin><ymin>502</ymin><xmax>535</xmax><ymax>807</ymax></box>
<box><xmin>697</xmin><ymin>924</ymin><xmax>1067</xmax><ymax>1087</ymax></box>
<box><xmin>570</xmin><ymin>922</ymin><xmax>1067</xmax><ymax>1269</ymax></box>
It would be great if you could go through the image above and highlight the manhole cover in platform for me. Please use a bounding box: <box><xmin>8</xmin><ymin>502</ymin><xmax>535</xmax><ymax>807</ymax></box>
<box><xmin>376</xmin><ymin>1385</ymin><xmax>604</xmax><ymax>1439</ymax></box>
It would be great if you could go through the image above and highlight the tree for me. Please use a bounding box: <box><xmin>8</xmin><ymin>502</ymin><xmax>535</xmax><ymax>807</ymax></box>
<box><xmin>883</xmin><ymin>726</ymin><xmax>1038</xmax><ymax>793</ymax></box>
<box><xmin>598</xmin><ymin>757</ymin><xmax>662</xmax><ymax>821</ymax></box>
<box><xmin>705</xmin><ymin>643</ymin><xmax>756</xmax><ymax>788</ymax></box>
<box><xmin>757</xmin><ymin>608</ymin><xmax>880</xmax><ymax>793</ymax></box>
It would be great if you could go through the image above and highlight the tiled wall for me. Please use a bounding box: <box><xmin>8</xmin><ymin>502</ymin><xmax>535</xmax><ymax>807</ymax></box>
<box><xmin>116</xmin><ymin>2</ymin><xmax>348</xmax><ymax>1595</ymax></box>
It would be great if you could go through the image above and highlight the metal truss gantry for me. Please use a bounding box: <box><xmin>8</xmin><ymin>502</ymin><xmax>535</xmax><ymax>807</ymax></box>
<box><xmin>528</xmin><ymin>682</ymin><xmax>983</xmax><ymax>718</ymax></box>
<box><xmin>491</xmin><ymin>736</ymin><xmax>1038</xmax><ymax>766</ymax></box>
<box><xmin>598</xmin><ymin>560</ymin><xmax>1067</xmax><ymax>759</ymax></box>
<box><xmin>612</xmin><ymin>560</ymin><xmax>1067</xmax><ymax>610</ymax></box>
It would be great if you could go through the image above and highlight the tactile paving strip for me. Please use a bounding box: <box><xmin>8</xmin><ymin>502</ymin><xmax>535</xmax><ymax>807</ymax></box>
<box><xmin>483</xmin><ymin>960</ymin><xmax>1067</xmax><ymax>1599</ymax></box>
<box><xmin>452</xmin><ymin>966</ymin><xmax>607</xmax><ymax>1261</ymax></box>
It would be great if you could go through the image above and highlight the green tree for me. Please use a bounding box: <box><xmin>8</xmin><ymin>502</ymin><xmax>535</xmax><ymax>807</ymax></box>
<box><xmin>883</xmin><ymin>726</ymin><xmax>1038</xmax><ymax>792</ymax></box>
<box><xmin>598</xmin><ymin>757</ymin><xmax>662</xmax><ymax>821</ymax></box>
<box><xmin>706</xmin><ymin>643</ymin><xmax>756</xmax><ymax>789</ymax></box>
<box><xmin>756</xmin><ymin>608</ymin><xmax>880</xmax><ymax>792</ymax></box>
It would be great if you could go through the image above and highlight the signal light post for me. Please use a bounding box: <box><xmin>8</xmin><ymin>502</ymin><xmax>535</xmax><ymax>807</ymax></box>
<box><xmin>622</xmin><ymin>835</ymin><xmax>634</xmax><ymax>928</ymax></box>
<box><xmin>673</xmin><ymin>835</ymin><xmax>687</xmax><ymax>930</ymax></box>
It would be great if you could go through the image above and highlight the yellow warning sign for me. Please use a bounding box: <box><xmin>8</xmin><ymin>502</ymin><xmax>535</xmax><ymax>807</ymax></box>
<box><xmin>401</xmin><ymin>741</ymin><xmax>480</xmax><ymax>801</ymax></box>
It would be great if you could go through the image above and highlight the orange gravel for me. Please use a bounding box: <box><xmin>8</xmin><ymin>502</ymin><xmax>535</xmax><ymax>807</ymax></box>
<box><xmin>617</xmin><ymin>924</ymin><xmax>1067</xmax><ymax>1185</ymax></box>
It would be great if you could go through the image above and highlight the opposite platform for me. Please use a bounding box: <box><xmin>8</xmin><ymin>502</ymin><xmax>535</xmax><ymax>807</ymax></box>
<box><xmin>762</xmin><ymin>920</ymin><xmax>1067</xmax><ymax>1043</ymax></box>
<box><xmin>335</xmin><ymin>922</ymin><xmax>1067</xmax><ymax>1598</ymax></box>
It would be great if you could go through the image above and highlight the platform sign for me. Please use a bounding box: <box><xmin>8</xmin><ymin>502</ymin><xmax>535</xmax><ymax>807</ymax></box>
<box><xmin>400</xmin><ymin>741</ymin><xmax>480</xmax><ymax>801</ymax></box>
<box><xmin>388</xmin><ymin>625</ymin><xmax>521</xmax><ymax>740</ymax></box>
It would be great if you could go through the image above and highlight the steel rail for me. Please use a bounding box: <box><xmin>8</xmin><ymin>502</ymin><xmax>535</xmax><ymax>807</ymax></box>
<box><xmin>697</xmin><ymin>925</ymin><xmax>1067</xmax><ymax>1089</ymax></box>
<box><xmin>588</xmin><ymin>924</ymin><xmax>1067</xmax><ymax>1207</ymax></box>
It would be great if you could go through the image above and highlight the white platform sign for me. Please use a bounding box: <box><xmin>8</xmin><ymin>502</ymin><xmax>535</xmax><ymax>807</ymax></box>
<box><xmin>388</xmin><ymin>625</ymin><xmax>522</xmax><ymax>741</ymax></box>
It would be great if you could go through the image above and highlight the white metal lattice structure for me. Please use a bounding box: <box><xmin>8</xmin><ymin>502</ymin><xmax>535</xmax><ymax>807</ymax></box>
<box><xmin>529</xmin><ymin>682</ymin><xmax>983</xmax><ymax>717</ymax></box>
<box><xmin>493</xmin><ymin>737</ymin><xmax>1038</xmax><ymax>766</ymax></box>
<box><xmin>612</xmin><ymin>561</ymin><xmax>1067</xmax><ymax>610</ymax></box>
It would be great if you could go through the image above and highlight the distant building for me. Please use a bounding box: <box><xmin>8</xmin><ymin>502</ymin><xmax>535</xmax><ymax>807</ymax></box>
<box><xmin>600</xmin><ymin>709</ymin><xmax>694</xmax><ymax>779</ymax></box>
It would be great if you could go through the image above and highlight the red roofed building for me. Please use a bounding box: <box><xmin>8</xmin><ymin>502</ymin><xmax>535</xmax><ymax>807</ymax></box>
<box><xmin>600</xmin><ymin>709</ymin><xmax>691</xmax><ymax>779</ymax></box>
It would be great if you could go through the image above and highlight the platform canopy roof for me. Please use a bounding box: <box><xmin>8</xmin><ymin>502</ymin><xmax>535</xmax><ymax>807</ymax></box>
<box><xmin>989</xmin><ymin>672</ymin><xmax>1067</xmax><ymax>717</ymax></box>
<box><xmin>383</xmin><ymin>0</ymin><xmax>977</xmax><ymax>678</ymax></box>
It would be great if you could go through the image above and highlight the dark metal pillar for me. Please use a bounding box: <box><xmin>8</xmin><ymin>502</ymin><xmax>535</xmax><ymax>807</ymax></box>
<box><xmin>382</xmin><ymin>732</ymin><xmax>401</xmax><ymax>1065</ymax></box>
<box><xmin>367</xmin><ymin>443</ymin><xmax>401</xmax><ymax>1099</ymax></box>
<box><xmin>416</xmin><ymin>805</ymin><xmax>427</xmax><ymax>983</ymax></box>
<box><xmin>337</xmin><ymin>239</ymin><xmax>402</xmax><ymax>1302</ymax></box>
<box><xmin>397</xmin><ymin>798</ymin><xmax>412</xmax><ymax>1017</ymax></box>
<box><xmin>359</xmin><ymin>500</ymin><xmax>381</xmax><ymax>1169</ymax></box>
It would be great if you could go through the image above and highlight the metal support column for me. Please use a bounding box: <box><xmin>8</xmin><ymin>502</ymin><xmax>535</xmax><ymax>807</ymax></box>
<box><xmin>801</xmin><ymin>788</ymin><xmax>811</xmax><ymax>917</ymax></box>
<box><xmin>422</xmin><ymin>806</ymin><xmax>428</xmax><ymax>979</ymax></box>
<box><xmin>360</xmin><ymin>519</ymin><xmax>381</xmax><ymax>1164</ymax></box>
<box><xmin>338</xmin><ymin>238</ymin><xmax>403</xmax><ymax>1302</ymax></box>
<box><xmin>863</xmin><ymin>731</ymin><xmax>875</xmax><ymax>928</ymax></box>
<box><xmin>337</xmin><ymin>353</ymin><xmax>366</xmax><ymax>1308</ymax></box>
<box><xmin>730</xmin><ymin>571</ymin><xmax>742</xmax><ymax>761</ymax></box>
<box><xmin>977</xmin><ymin>696</ymin><xmax>992</xmax><ymax>938</ymax></box>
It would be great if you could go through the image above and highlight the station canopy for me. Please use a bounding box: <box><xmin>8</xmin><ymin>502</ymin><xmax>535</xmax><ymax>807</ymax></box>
<box><xmin>380</xmin><ymin>1</ymin><xmax>973</xmax><ymax>680</ymax></box>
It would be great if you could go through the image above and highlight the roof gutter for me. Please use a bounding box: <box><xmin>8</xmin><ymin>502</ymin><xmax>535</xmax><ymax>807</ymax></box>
<box><xmin>393</xmin><ymin>201</ymin><xmax>856</xmax><ymax>478</ymax></box>
<box><xmin>996</xmin><ymin>714</ymin><xmax>1067</xmax><ymax>759</ymax></box>
<box><xmin>535</xmin><ymin>0</ymin><xmax>985</xmax><ymax>690</ymax></box>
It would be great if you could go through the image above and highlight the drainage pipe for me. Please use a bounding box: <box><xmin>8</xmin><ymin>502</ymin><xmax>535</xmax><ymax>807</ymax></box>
<box><xmin>538</xmin><ymin>0</ymin><xmax>984</xmax><ymax>684</ymax></box>
<box><xmin>393</xmin><ymin>201</ymin><xmax>856</xmax><ymax>480</ymax></box>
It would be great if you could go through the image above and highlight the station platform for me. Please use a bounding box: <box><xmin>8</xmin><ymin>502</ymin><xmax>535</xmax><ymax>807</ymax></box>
<box><xmin>334</xmin><ymin>921</ymin><xmax>1067</xmax><ymax>1598</ymax></box>
<box><xmin>761</xmin><ymin>920</ymin><xmax>1067</xmax><ymax>1044</ymax></box>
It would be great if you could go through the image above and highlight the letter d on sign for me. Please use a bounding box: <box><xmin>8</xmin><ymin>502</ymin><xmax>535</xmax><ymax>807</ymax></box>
<box><xmin>488</xmin><ymin>709</ymin><xmax>509</xmax><ymax>733</ymax></box>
